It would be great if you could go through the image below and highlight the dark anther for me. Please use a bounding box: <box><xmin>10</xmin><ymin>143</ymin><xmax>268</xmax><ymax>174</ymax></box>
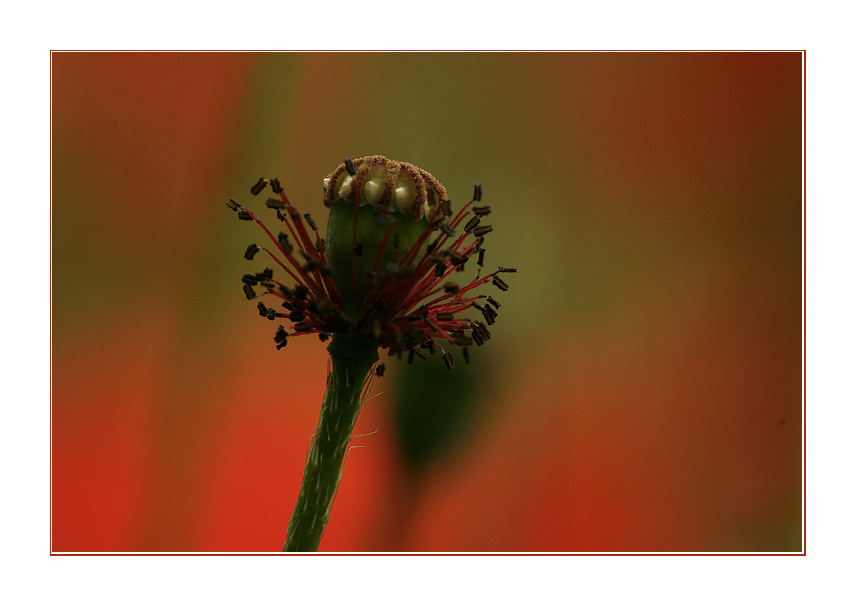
<box><xmin>440</xmin><ymin>223</ymin><xmax>456</xmax><ymax>238</ymax></box>
<box><xmin>293</xmin><ymin>285</ymin><xmax>309</xmax><ymax>300</ymax></box>
<box><xmin>259</xmin><ymin>268</ymin><xmax>274</xmax><ymax>280</ymax></box>
<box><xmin>257</xmin><ymin>301</ymin><xmax>269</xmax><ymax>317</ymax></box>
<box><xmin>473</xmin><ymin>183</ymin><xmax>482</xmax><ymax>202</ymax></box>
<box><xmin>267</xmin><ymin>308</ymin><xmax>277</xmax><ymax>320</ymax></box>
<box><xmin>487</xmin><ymin>305</ymin><xmax>498</xmax><ymax>321</ymax></box>
<box><xmin>413</xmin><ymin>348</ymin><xmax>428</xmax><ymax>360</ymax></box>
<box><xmin>426</xmin><ymin>241</ymin><xmax>438</xmax><ymax>254</ymax></box>
<box><xmin>475</xmin><ymin>321</ymin><xmax>491</xmax><ymax>340</ymax></box>
<box><xmin>434</xmin><ymin>263</ymin><xmax>446</xmax><ymax>278</ymax></box>
<box><xmin>464</xmin><ymin>216</ymin><xmax>481</xmax><ymax>233</ymax></box>
<box><xmin>407</xmin><ymin>349</ymin><xmax>415</xmax><ymax>364</ymax></box>
<box><xmin>473</xmin><ymin>302</ymin><xmax>496</xmax><ymax>325</ymax></box>
<box><xmin>375</xmin><ymin>363</ymin><xmax>386</xmax><ymax>377</ymax></box>
<box><xmin>265</xmin><ymin>197</ymin><xmax>286</xmax><ymax>209</ymax></box>
<box><xmin>238</xmin><ymin>210</ymin><xmax>253</xmax><ymax>221</ymax></box>
<box><xmin>477</xmin><ymin>249</ymin><xmax>486</xmax><ymax>267</ymax></box>
<box><xmin>270</xmin><ymin>178</ymin><xmax>284</xmax><ymax>195</ymax></box>
<box><xmin>484</xmin><ymin>307</ymin><xmax>498</xmax><ymax>325</ymax></box>
<box><xmin>440</xmin><ymin>199</ymin><xmax>452</xmax><ymax>218</ymax></box>
<box><xmin>424</xmin><ymin>340</ymin><xmax>436</xmax><ymax>354</ymax></box>
<box><xmin>447</xmin><ymin>250</ymin><xmax>465</xmax><ymax>265</ymax></box>
<box><xmin>274</xmin><ymin>325</ymin><xmax>289</xmax><ymax>349</ymax></box>
<box><xmin>282</xmin><ymin>300</ymin><xmax>294</xmax><ymax>311</ymax></box>
<box><xmin>226</xmin><ymin>199</ymin><xmax>240</xmax><ymax>212</ymax></box>
<box><xmin>436</xmin><ymin>312</ymin><xmax>454</xmax><ymax>321</ymax></box>
<box><xmin>354</xmin><ymin>242</ymin><xmax>363</xmax><ymax>256</ymax></box>
<box><xmin>344</xmin><ymin>157</ymin><xmax>357</xmax><ymax>177</ymax></box>
<box><xmin>244</xmin><ymin>243</ymin><xmax>259</xmax><ymax>260</ymax></box>
<box><xmin>277</xmin><ymin>232</ymin><xmax>293</xmax><ymax>255</ymax></box>
<box><xmin>492</xmin><ymin>275</ymin><xmax>510</xmax><ymax>291</ymax></box>
<box><xmin>462</xmin><ymin>347</ymin><xmax>470</xmax><ymax>364</ymax></box>
<box><xmin>472</xmin><ymin>205</ymin><xmax>492</xmax><ymax>216</ymax></box>
<box><xmin>498</xmin><ymin>267</ymin><xmax>517</xmax><ymax>273</ymax></box>
<box><xmin>289</xmin><ymin>310</ymin><xmax>306</xmax><ymax>322</ymax></box>
<box><xmin>276</xmin><ymin>210</ymin><xmax>286</xmax><ymax>222</ymax></box>
<box><xmin>304</xmin><ymin>214</ymin><xmax>318</xmax><ymax>231</ymax></box>
<box><xmin>443</xmin><ymin>352</ymin><xmax>455</xmax><ymax>370</ymax></box>
<box><xmin>243</xmin><ymin>284</ymin><xmax>256</xmax><ymax>300</ymax></box>
<box><xmin>472</xmin><ymin>225</ymin><xmax>493</xmax><ymax>237</ymax></box>
<box><xmin>250</xmin><ymin>177</ymin><xmax>268</xmax><ymax>196</ymax></box>
<box><xmin>242</xmin><ymin>274</ymin><xmax>259</xmax><ymax>286</ymax></box>
<box><xmin>472</xmin><ymin>329</ymin><xmax>485</xmax><ymax>346</ymax></box>
<box><xmin>443</xmin><ymin>281</ymin><xmax>460</xmax><ymax>294</ymax></box>
<box><xmin>319</xmin><ymin>333</ymin><xmax>330</xmax><ymax>342</ymax></box>
<box><xmin>487</xmin><ymin>296</ymin><xmax>501</xmax><ymax>309</ymax></box>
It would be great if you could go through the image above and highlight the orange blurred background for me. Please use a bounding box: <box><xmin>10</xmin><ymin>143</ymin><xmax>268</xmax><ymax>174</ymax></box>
<box><xmin>51</xmin><ymin>52</ymin><xmax>802</xmax><ymax>552</ymax></box>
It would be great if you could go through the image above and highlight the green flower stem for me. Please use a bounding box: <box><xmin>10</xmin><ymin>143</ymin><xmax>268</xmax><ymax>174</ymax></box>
<box><xmin>283</xmin><ymin>333</ymin><xmax>379</xmax><ymax>552</ymax></box>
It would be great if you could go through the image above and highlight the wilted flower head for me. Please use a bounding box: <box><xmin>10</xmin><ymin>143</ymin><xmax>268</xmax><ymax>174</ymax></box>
<box><xmin>227</xmin><ymin>156</ymin><xmax>514</xmax><ymax>369</ymax></box>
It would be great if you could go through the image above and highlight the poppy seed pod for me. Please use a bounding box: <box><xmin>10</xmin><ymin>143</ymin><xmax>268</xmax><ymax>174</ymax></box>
<box><xmin>228</xmin><ymin>156</ymin><xmax>514</xmax><ymax>367</ymax></box>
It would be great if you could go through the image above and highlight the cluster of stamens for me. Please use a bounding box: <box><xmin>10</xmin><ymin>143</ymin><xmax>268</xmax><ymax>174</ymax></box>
<box><xmin>227</xmin><ymin>156</ymin><xmax>515</xmax><ymax>371</ymax></box>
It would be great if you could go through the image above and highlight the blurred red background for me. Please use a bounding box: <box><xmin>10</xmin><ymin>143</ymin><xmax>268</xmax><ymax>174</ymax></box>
<box><xmin>51</xmin><ymin>52</ymin><xmax>802</xmax><ymax>552</ymax></box>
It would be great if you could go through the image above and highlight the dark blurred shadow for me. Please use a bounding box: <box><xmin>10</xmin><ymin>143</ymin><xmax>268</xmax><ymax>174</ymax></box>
<box><xmin>370</xmin><ymin>350</ymin><xmax>496</xmax><ymax>551</ymax></box>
